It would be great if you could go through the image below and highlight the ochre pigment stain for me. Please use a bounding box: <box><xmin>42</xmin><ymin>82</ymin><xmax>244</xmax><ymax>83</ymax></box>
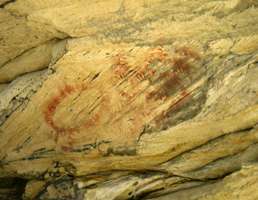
<box><xmin>44</xmin><ymin>84</ymin><xmax>77</xmax><ymax>133</ymax></box>
<box><xmin>44</xmin><ymin>46</ymin><xmax>201</xmax><ymax>151</ymax></box>
<box><xmin>112</xmin><ymin>53</ymin><xmax>130</xmax><ymax>80</ymax></box>
<box><xmin>44</xmin><ymin>82</ymin><xmax>103</xmax><ymax>150</ymax></box>
<box><xmin>110</xmin><ymin>46</ymin><xmax>201</xmax><ymax>128</ymax></box>
<box><xmin>121</xmin><ymin>46</ymin><xmax>200</xmax><ymax>102</ymax></box>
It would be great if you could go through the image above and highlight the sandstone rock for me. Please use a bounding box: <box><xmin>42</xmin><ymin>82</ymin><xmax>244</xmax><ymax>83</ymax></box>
<box><xmin>0</xmin><ymin>0</ymin><xmax>257</xmax><ymax>199</ymax></box>
<box><xmin>0</xmin><ymin>39</ymin><xmax>66</xmax><ymax>83</ymax></box>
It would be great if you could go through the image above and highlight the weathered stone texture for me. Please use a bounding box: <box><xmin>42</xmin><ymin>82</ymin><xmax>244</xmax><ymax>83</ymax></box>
<box><xmin>0</xmin><ymin>0</ymin><xmax>257</xmax><ymax>199</ymax></box>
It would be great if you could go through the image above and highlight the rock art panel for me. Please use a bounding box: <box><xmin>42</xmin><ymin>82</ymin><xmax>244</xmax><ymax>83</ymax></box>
<box><xmin>42</xmin><ymin>45</ymin><xmax>203</xmax><ymax>153</ymax></box>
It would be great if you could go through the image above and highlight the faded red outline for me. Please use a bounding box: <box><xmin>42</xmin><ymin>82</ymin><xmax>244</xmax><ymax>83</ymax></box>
<box><xmin>44</xmin><ymin>83</ymin><xmax>102</xmax><ymax>146</ymax></box>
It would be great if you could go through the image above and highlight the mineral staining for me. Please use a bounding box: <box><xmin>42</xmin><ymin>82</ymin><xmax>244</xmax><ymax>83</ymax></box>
<box><xmin>43</xmin><ymin>46</ymin><xmax>202</xmax><ymax>152</ymax></box>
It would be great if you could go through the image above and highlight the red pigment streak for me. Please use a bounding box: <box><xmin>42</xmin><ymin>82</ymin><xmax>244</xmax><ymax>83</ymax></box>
<box><xmin>175</xmin><ymin>46</ymin><xmax>201</xmax><ymax>60</ymax></box>
<box><xmin>61</xmin><ymin>145</ymin><xmax>73</xmax><ymax>152</ymax></box>
<box><xmin>148</xmin><ymin>47</ymin><xmax>168</xmax><ymax>62</ymax></box>
<box><xmin>144</xmin><ymin>46</ymin><xmax>202</xmax><ymax>102</ymax></box>
<box><xmin>147</xmin><ymin>68</ymin><xmax>156</xmax><ymax>76</ymax></box>
<box><xmin>147</xmin><ymin>78</ymin><xmax>182</xmax><ymax>101</ymax></box>
<box><xmin>44</xmin><ymin>84</ymin><xmax>77</xmax><ymax>133</ymax></box>
<box><xmin>146</xmin><ymin>70</ymin><xmax>183</xmax><ymax>101</ymax></box>
<box><xmin>112</xmin><ymin>53</ymin><xmax>130</xmax><ymax>79</ymax></box>
<box><xmin>146</xmin><ymin>89</ymin><xmax>167</xmax><ymax>101</ymax></box>
<box><xmin>44</xmin><ymin>83</ymin><xmax>90</xmax><ymax>133</ymax></box>
<box><xmin>120</xmin><ymin>91</ymin><xmax>134</xmax><ymax>99</ymax></box>
<box><xmin>172</xmin><ymin>57</ymin><xmax>192</xmax><ymax>75</ymax></box>
<box><xmin>163</xmin><ymin>72</ymin><xmax>182</xmax><ymax>89</ymax></box>
<box><xmin>44</xmin><ymin>82</ymin><xmax>103</xmax><ymax>149</ymax></box>
<box><xmin>135</xmin><ymin>67</ymin><xmax>150</xmax><ymax>82</ymax></box>
<box><xmin>130</xmin><ymin>48</ymin><xmax>168</xmax><ymax>84</ymax></box>
<box><xmin>169</xmin><ymin>90</ymin><xmax>191</xmax><ymax>111</ymax></box>
<box><xmin>84</xmin><ymin>113</ymin><xmax>100</xmax><ymax>128</ymax></box>
<box><xmin>144</xmin><ymin>47</ymin><xmax>200</xmax><ymax>126</ymax></box>
<box><xmin>154</xmin><ymin>90</ymin><xmax>191</xmax><ymax>124</ymax></box>
<box><xmin>113</xmin><ymin>47</ymin><xmax>169</xmax><ymax>86</ymax></box>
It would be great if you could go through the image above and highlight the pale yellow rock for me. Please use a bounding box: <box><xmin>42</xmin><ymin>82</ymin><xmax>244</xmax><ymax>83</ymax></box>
<box><xmin>23</xmin><ymin>180</ymin><xmax>46</xmax><ymax>200</ymax></box>
<box><xmin>201</xmin><ymin>164</ymin><xmax>258</xmax><ymax>200</ymax></box>
<box><xmin>0</xmin><ymin>9</ymin><xmax>65</xmax><ymax>67</ymax></box>
<box><xmin>137</xmin><ymin>104</ymin><xmax>258</xmax><ymax>157</ymax></box>
<box><xmin>0</xmin><ymin>0</ymin><xmax>258</xmax><ymax>199</ymax></box>
<box><xmin>160</xmin><ymin>128</ymin><xmax>258</xmax><ymax>173</ymax></box>
<box><xmin>5</xmin><ymin>0</ymin><xmax>81</xmax><ymax>16</ymax></box>
<box><xmin>231</xmin><ymin>35</ymin><xmax>258</xmax><ymax>55</ymax></box>
<box><xmin>196</xmin><ymin>0</ymin><xmax>258</xmax><ymax>15</ymax></box>
<box><xmin>152</xmin><ymin>164</ymin><xmax>258</xmax><ymax>200</ymax></box>
<box><xmin>196</xmin><ymin>58</ymin><xmax>258</xmax><ymax>120</ymax></box>
<box><xmin>5</xmin><ymin>0</ymin><xmax>231</xmax><ymax>41</ymax></box>
<box><xmin>0</xmin><ymin>0</ymin><xmax>9</xmax><ymax>6</ymax></box>
<box><xmin>0</xmin><ymin>83</ymin><xmax>7</xmax><ymax>92</ymax></box>
<box><xmin>0</xmin><ymin>40</ymin><xmax>66</xmax><ymax>83</ymax></box>
<box><xmin>26</xmin><ymin>0</ymin><xmax>148</xmax><ymax>37</ymax></box>
<box><xmin>208</xmin><ymin>38</ymin><xmax>233</xmax><ymax>55</ymax></box>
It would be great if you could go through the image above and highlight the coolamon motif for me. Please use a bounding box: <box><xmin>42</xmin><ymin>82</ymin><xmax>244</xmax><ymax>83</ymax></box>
<box><xmin>44</xmin><ymin>46</ymin><xmax>201</xmax><ymax>152</ymax></box>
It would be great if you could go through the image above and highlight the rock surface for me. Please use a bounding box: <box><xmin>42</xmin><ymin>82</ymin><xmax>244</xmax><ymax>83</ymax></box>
<box><xmin>0</xmin><ymin>0</ymin><xmax>258</xmax><ymax>199</ymax></box>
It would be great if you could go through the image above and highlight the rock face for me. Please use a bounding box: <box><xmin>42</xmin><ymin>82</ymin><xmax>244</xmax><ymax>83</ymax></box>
<box><xmin>0</xmin><ymin>0</ymin><xmax>258</xmax><ymax>199</ymax></box>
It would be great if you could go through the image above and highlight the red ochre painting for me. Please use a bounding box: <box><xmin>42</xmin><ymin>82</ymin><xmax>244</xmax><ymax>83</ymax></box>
<box><xmin>43</xmin><ymin>46</ymin><xmax>201</xmax><ymax>152</ymax></box>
